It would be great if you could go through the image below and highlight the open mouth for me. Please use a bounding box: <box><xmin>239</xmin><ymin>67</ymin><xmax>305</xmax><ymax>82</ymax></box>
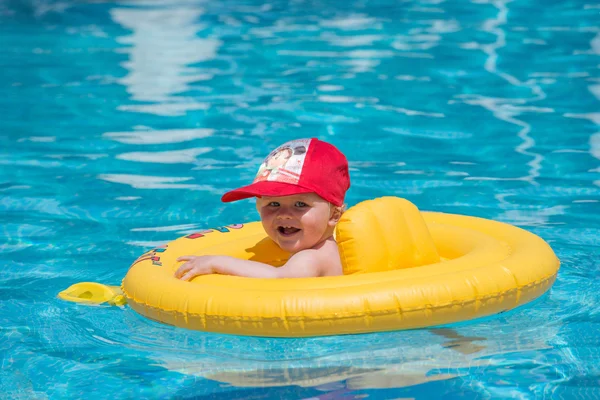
<box><xmin>277</xmin><ymin>226</ymin><xmax>301</xmax><ymax>236</ymax></box>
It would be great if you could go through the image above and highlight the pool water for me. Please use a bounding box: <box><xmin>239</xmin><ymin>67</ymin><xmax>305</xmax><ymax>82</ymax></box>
<box><xmin>1</xmin><ymin>0</ymin><xmax>599</xmax><ymax>398</ymax></box>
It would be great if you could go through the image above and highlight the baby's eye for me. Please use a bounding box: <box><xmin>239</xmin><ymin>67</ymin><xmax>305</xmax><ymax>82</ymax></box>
<box><xmin>294</xmin><ymin>201</ymin><xmax>308</xmax><ymax>207</ymax></box>
<box><xmin>268</xmin><ymin>201</ymin><xmax>280</xmax><ymax>207</ymax></box>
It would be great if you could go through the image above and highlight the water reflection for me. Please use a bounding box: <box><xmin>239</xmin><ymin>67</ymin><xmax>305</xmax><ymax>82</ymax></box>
<box><xmin>458</xmin><ymin>0</ymin><xmax>546</xmax><ymax>185</ymax></box>
<box><xmin>97</xmin><ymin>173</ymin><xmax>211</xmax><ymax>190</ymax></box>
<box><xmin>565</xmin><ymin>111</ymin><xmax>600</xmax><ymax>187</ymax></box>
<box><xmin>147</xmin><ymin>323</ymin><xmax>560</xmax><ymax>393</ymax></box>
<box><xmin>110</xmin><ymin>2</ymin><xmax>221</xmax><ymax>116</ymax></box>
<box><xmin>591</xmin><ymin>132</ymin><xmax>600</xmax><ymax>186</ymax></box>
<box><xmin>583</xmin><ymin>32</ymin><xmax>600</xmax><ymax>186</ymax></box>
<box><xmin>103</xmin><ymin>128</ymin><xmax>214</xmax><ymax>145</ymax></box>
<box><xmin>116</xmin><ymin>147</ymin><xmax>212</xmax><ymax>164</ymax></box>
<box><xmin>3</xmin><ymin>0</ymin><xmax>600</xmax><ymax>398</ymax></box>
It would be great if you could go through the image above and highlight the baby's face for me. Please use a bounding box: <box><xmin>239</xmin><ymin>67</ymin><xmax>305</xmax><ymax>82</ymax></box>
<box><xmin>256</xmin><ymin>193</ymin><xmax>334</xmax><ymax>254</ymax></box>
<box><xmin>266</xmin><ymin>149</ymin><xmax>292</xmax><ymax>168</ymax></box>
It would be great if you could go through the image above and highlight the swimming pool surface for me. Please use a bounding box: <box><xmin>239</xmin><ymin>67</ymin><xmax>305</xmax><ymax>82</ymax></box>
<box><xmin>1</xmin><ymin>0</ymin><xmax>599</xmax><ymax>398</ymax></box>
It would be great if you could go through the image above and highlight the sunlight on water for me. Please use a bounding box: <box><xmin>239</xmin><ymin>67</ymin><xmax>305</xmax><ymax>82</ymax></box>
<box><xmin>111</xmin><ymin>4</ymin><xmax>220</xmax><ymax>109</ymax></box>
<box><xmin>103</xmin><ymin>128</ymin><xmax>214</xmax><ymax>144</ymax></box>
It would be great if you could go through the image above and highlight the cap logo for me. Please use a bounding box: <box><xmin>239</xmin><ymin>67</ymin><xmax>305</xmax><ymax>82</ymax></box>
<box><xmin>253</xmin><ymin>139</ymin><xmax>311</xmax><ymax>185</ymax></box>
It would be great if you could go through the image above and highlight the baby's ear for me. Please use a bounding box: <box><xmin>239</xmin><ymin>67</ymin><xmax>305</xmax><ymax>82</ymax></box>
<box><xmin>329</xmin><ymin>205</ymin><xmax>344</xmax><ymax>225</ymax></box>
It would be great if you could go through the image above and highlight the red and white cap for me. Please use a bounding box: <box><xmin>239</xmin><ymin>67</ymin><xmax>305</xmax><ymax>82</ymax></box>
<box><xmin>221</xmin><ymin>138</ymin><xmax>350</xmax><ymax>206</ymax></box>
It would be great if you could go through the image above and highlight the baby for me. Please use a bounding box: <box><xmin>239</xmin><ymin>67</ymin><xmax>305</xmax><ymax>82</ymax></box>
<box><xmin>174</xmin><ymin>138</ymin><xmax>350</xmax><ymax>280</ymax></box>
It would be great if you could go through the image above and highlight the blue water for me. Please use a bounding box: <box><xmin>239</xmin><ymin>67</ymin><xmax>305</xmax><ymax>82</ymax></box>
<box><xmin>1</xmin><ymin>0</ymin><xmax>599</xmax><ymax>398</ymax></box>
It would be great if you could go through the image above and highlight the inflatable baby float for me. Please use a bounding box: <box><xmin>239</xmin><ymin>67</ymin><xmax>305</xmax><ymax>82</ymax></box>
<box><xmin>60</xmin><ymin>197</ymin><xmax>559</xmax><ymax>337</ymax></box>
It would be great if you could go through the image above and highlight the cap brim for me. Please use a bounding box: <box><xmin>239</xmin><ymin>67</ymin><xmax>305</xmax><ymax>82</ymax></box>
<box><xmin>221</xmin><ymin>181</ymin><xmax>314</xmax><ymax>203</ymax></box>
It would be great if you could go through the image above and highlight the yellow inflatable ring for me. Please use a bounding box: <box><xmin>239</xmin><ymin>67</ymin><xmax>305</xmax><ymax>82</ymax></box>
<box><xmin>122</xmin><ymin>197</ymin><xmax>559</xmax><ymax>337</ymax></box>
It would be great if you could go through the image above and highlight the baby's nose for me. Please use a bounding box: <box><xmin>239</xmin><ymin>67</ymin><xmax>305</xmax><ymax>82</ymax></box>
<box><xmin>276</xmin><ymin>208</ymin><xmax>293</xmax><ymax>218</ymax></box>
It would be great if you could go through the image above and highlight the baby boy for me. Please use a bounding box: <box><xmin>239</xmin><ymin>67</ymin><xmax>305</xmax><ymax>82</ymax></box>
<box><xmin>174</xmin><ymin>138</ymin><xmax>350</xmax><ymax>280</ymax></box>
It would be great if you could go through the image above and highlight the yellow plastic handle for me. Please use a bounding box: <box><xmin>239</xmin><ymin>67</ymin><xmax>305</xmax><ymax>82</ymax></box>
<box><xmin>58</xmin><ymin>282</ymin><xmax>126</xmax><ymax>306</ymax></box>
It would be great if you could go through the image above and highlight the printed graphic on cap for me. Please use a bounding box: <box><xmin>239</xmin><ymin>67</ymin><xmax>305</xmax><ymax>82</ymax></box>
<box><xmin>253</xmin><ymin>138</ymin><xmax>312</xmax><ymax>185</ymax></box>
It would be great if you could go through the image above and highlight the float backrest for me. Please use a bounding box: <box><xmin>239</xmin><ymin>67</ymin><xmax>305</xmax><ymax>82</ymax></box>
<box><xmin>335</xmin><ymin>197</ymin><xmax>440</xmax><ymax>275</ymax></box>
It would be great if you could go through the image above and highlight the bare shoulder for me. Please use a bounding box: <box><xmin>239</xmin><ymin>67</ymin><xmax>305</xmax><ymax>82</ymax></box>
<box><xmin>286</xmin><ymin>240</ymin><xmax>343</xmax><ymax>277</ymax></box>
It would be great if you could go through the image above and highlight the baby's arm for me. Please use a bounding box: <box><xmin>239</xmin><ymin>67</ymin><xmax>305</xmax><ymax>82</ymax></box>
<box><xmin>175</xmin><ymin>251</ymin><xmax>322</xmax><ymax>280</ymax></box>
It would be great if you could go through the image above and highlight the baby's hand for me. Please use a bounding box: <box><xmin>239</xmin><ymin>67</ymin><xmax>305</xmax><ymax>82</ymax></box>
<box><xmin>174</xmin><ymin>256</ymin><xmax>215</xmax><ymax>281</ymax></box>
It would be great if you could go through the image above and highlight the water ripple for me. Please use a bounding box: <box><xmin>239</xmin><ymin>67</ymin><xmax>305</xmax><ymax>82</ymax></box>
<box><xmin>1</xmin><ymin>0</ymin><xmax>599</xmax><ymax>398</ymax></box>
<box><xmin>103</xmin><ymin>128</ymin><xmax>214</xmax><ymax>144</ymax></box>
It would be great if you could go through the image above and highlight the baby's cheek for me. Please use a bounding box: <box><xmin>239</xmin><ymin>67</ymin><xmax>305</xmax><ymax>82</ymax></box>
<box><xmin>259</xmin><ymin>210</ymin><xmax>274</xmax><ymax>221</ymax></box>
